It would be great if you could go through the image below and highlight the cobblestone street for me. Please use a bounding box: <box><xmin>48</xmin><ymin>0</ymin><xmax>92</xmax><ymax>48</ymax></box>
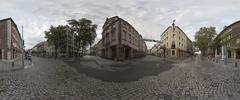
<box><xmin>0</xmin><ymin>56</ymin><xmax>240</xmax><ymax>99</ymax></box>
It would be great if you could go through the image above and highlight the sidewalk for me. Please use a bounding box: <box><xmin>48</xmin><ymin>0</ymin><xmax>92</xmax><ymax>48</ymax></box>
<box><xmin>211</xmin><ymin>57</ymin><xmax>240</xmax><ymax>68</ymax></box>
<box><xmin>0</xmin><ymin>58</ymin><xmax>31</xmax><ymax>72</ymax></box>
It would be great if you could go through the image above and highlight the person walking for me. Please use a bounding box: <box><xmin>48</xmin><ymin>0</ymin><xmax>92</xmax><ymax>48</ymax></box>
<box><xmin>27</xmin><ymin>54</ymin><xmax>32</xmax><ymax>65</ymax></box>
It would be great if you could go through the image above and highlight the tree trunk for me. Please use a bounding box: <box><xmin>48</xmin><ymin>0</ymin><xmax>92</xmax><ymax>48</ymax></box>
<box><xmin>201</xmin><ymin>49</ymin><xmax>206</xmax><ymax>56</ymax></box>
<box><xmin>55</xmin><ymin>47</ymin><xmax>57</xmax><ymax>58</ymax></box>
<box><xmin>82</xmin><ymin>46</ymin><xmax>84</xmax><ymax>57</ymax></box>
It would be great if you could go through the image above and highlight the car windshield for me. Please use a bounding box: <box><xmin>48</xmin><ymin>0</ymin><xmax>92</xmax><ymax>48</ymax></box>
<box><xmin>0</xmin><ymin>0</ymin><xmax>240</xmax><ymax>99</ymax></box>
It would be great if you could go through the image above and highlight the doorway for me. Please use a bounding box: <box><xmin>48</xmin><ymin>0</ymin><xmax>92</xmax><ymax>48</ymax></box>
<box><xmin>124</xmin><ymin>46</ymin><xmax>131</xmax><ymax>59</ymax></box>
<box><xmin>237</xmin><ymin>48</ymin><xmax>240</xmax><ymax>59</ymax></box>
<box><xmin>111</xmin><ymin>46</ymin><xmax>117</xmax><ymax>59</ymax></box>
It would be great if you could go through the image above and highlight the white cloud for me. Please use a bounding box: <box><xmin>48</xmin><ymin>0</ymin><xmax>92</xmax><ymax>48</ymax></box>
<box><xmin>1</xmin><ymin>0</ymin><xmax>240</xmax><ymax>49</ymax></box>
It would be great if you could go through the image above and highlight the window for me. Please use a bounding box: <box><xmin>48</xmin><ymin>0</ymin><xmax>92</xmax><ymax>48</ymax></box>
<box><xmin>106</xmin><ymin>33</ymin><xmax>110</xmax><ymax>44</ymax></box>
<box><xmin>237</xmin><ymin>39</ymin><xmax>240</xmax><ymax>44</ymax></box>
<box><xmin>112</xmin><ymin>28</ymin><xmax>116</xmax><ymax>41</ymax></box>
<box><xmin>172</xmin><ymin>50</ymin><xmax>175</xmax><ymax>56</ymax></box>
<box><xmin>129</xmin><ymin>34</ymin><xmax>131</xmax><ymax>42</ymax></box>
<box><xmin>124</xmin><ymin>33</ymin><xmax>127</xmax><ymax>40</ymax></box>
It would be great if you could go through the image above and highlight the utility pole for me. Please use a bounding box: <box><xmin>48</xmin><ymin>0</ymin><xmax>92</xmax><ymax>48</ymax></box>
<box><xmin>22</xmin><ymin>26</ymin><xmax>24</xmax><ymax>68</ymax></box>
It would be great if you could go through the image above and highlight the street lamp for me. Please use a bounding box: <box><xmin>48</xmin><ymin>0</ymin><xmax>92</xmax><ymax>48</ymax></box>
<box><xmin>21</xmin><ymin>26</ymin><xmax>24</xmax><ymax>68</ymax></box>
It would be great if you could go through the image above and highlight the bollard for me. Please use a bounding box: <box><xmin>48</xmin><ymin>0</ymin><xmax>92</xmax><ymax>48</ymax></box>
<box><xmin>224</xmin><ymin>57</ymin><xmax>227</xmax><ymax>65</ymax></box>
<box><xmin>235</xmin><ymin>62</ymin><xmax>238</xmax><ymax>67</ymax></box>
<box><xmin>12</xmin><ymin>62</ymin><xmax>14</xmax><ymax>68</ymax></box>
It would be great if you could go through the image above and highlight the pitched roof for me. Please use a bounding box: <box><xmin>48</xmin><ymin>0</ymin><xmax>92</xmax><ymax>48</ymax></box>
<box><xmin>215</xmin><ymin>20</ymin><xmax>240</xmax><ymax>39</ymax></box>
<box><xmin>160</xmin><ymin>25</ymin><xmax>192</xmax><ymax>42</ymax></box>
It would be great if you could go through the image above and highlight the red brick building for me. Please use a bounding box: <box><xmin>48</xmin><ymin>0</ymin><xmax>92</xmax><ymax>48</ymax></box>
<box><xmin>0</xmin><ymin>18</ymin><xmax>23</xmax><ymax>60</ymax></box>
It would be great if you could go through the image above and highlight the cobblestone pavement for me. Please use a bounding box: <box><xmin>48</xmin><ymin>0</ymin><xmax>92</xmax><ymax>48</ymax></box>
<box><xmin>64</xmin><ymin>56</ymin><xmax>175</xmax><ymax>82</ymax></box>
<box><xmin>0</xmin><ymin>56</ymin><xmax>240</xmax><ymax>99</ymax></box>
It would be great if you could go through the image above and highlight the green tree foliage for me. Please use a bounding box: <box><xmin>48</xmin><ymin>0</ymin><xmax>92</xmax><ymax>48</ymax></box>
<box><xmin>67</xmin><ymin>18</ymin><xmax>97</xmax><ymax>55</ymax></box>
<box><xmin>44</xmin><ymin>18</ymin><xmax>97</xmax><ymax>57</ymax></box>
<box><xmin>44</xmin><ymin>25</ymin><xmax>67</xmax><ymax>57</ymax></box>
<box><xmin>195</xmin><ymin>26</ymin><xmax>217</xmax><ymax>56</ymax></box>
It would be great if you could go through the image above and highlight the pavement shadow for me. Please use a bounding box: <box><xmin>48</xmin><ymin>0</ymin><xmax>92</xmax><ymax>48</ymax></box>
<box><xmin>64</xmin><ymin>59</ymin><xmax>175</xmax><ymax>82</ymax></box>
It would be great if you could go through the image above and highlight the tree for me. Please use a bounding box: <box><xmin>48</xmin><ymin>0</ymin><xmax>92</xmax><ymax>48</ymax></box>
<box><xmin>44</xmin><ymin>25</ymin><xmax>67</xmax><ymax>58</ymax></box>
<box><xmin>195</xmin><ymin>26</ymin><xmax>217</xmax><ymax>56</ymax></box>
<box><xmin>67</xmin><ymin>18</ymin><xmax>97</xmax><ymax>56</ymax></box>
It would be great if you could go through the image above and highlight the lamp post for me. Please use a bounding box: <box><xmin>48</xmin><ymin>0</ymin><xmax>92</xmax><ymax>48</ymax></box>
<box><xmin>22</xmin><ymin>26</ymin><xmax>24</xmax><ymax>68</ymax></box>
<box><xmin>234</xmin><ymin>50</ymin><xmax>238</xmax><ymax>67</ymax></box>
<box><xmin>233</xmin><ymin>47</ymin><xmax>238</xmax><ymax>67</ymax></box>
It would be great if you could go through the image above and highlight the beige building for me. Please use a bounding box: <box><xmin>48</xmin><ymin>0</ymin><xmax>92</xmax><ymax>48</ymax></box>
<box><xmin>96</xmin><ymin>16</ymin><xmax>147</xmax><ymax>60</ymax></box>
<box><xmin>160</xmin><ymin>21</ymin><xmax>193</xmax><ymax>57</ymax></box>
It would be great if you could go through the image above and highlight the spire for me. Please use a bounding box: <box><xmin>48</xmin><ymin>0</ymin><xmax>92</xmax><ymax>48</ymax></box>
<box><xmin>172</xmin><ymin>19</ymin><xmax>176</xmax><ymax>31</ymax></box>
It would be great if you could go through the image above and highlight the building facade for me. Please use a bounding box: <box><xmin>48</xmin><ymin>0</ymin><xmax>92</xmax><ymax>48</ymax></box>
<box><xmin>64</xmin><ymin>26</ymin><xmax>79</xmax><ymax>57</ymax></box>
<box><xmin>95</xmin><ymin>39</ymin><xmax>103</xmax><ymax>57</ymax></box>
<box><xmin>215</xmin><ymin>20</ymin><xmax>240</xmax><ymax>59</ymax></box>
<box><xmin>96</xmin><ymin>16</ymin><xmax>147</xmax><ymax>60</ymax></box>
<box><xmin>31</xmin><ymin>41</ymin><xmax>47</xmax><ymax>57</ymax></box>
<box><xmin>0</xmin><ymin>18</ymin><xmax>23</xmax><ymax>60</ymax></box>
<box><xmin>160</xmin><ymin>21</ymin><xmax>193</xmax><ymax>58</ymax></box>
<box><xmin>149</xmin><ymin>43</ymin><xmax>163</xmax><ymax>56</ymax></box>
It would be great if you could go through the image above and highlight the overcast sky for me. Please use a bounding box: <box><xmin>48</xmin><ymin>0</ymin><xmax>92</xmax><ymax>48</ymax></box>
<box><xmin>1</xmin><ymin>0</ymin><xmax>240</xmax><ymax>49</ymax></box>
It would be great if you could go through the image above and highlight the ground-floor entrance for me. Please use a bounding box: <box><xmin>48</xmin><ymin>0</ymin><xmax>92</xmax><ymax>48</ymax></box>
<box><xmin>111</xmin><ymin>46</ymin><xmax>117</xmax><ymax>59</ymax></box>
<box><xmin>124</xmin><ymin>46</ymin><xmax>131</xmax><ymax>59</ymax></box>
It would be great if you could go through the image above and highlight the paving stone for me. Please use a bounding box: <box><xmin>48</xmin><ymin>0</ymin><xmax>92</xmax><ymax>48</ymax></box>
<box><xmin>0</xmin><ymin>56</ymin><xmax>239</xmax><ymax>99</ymax></box>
